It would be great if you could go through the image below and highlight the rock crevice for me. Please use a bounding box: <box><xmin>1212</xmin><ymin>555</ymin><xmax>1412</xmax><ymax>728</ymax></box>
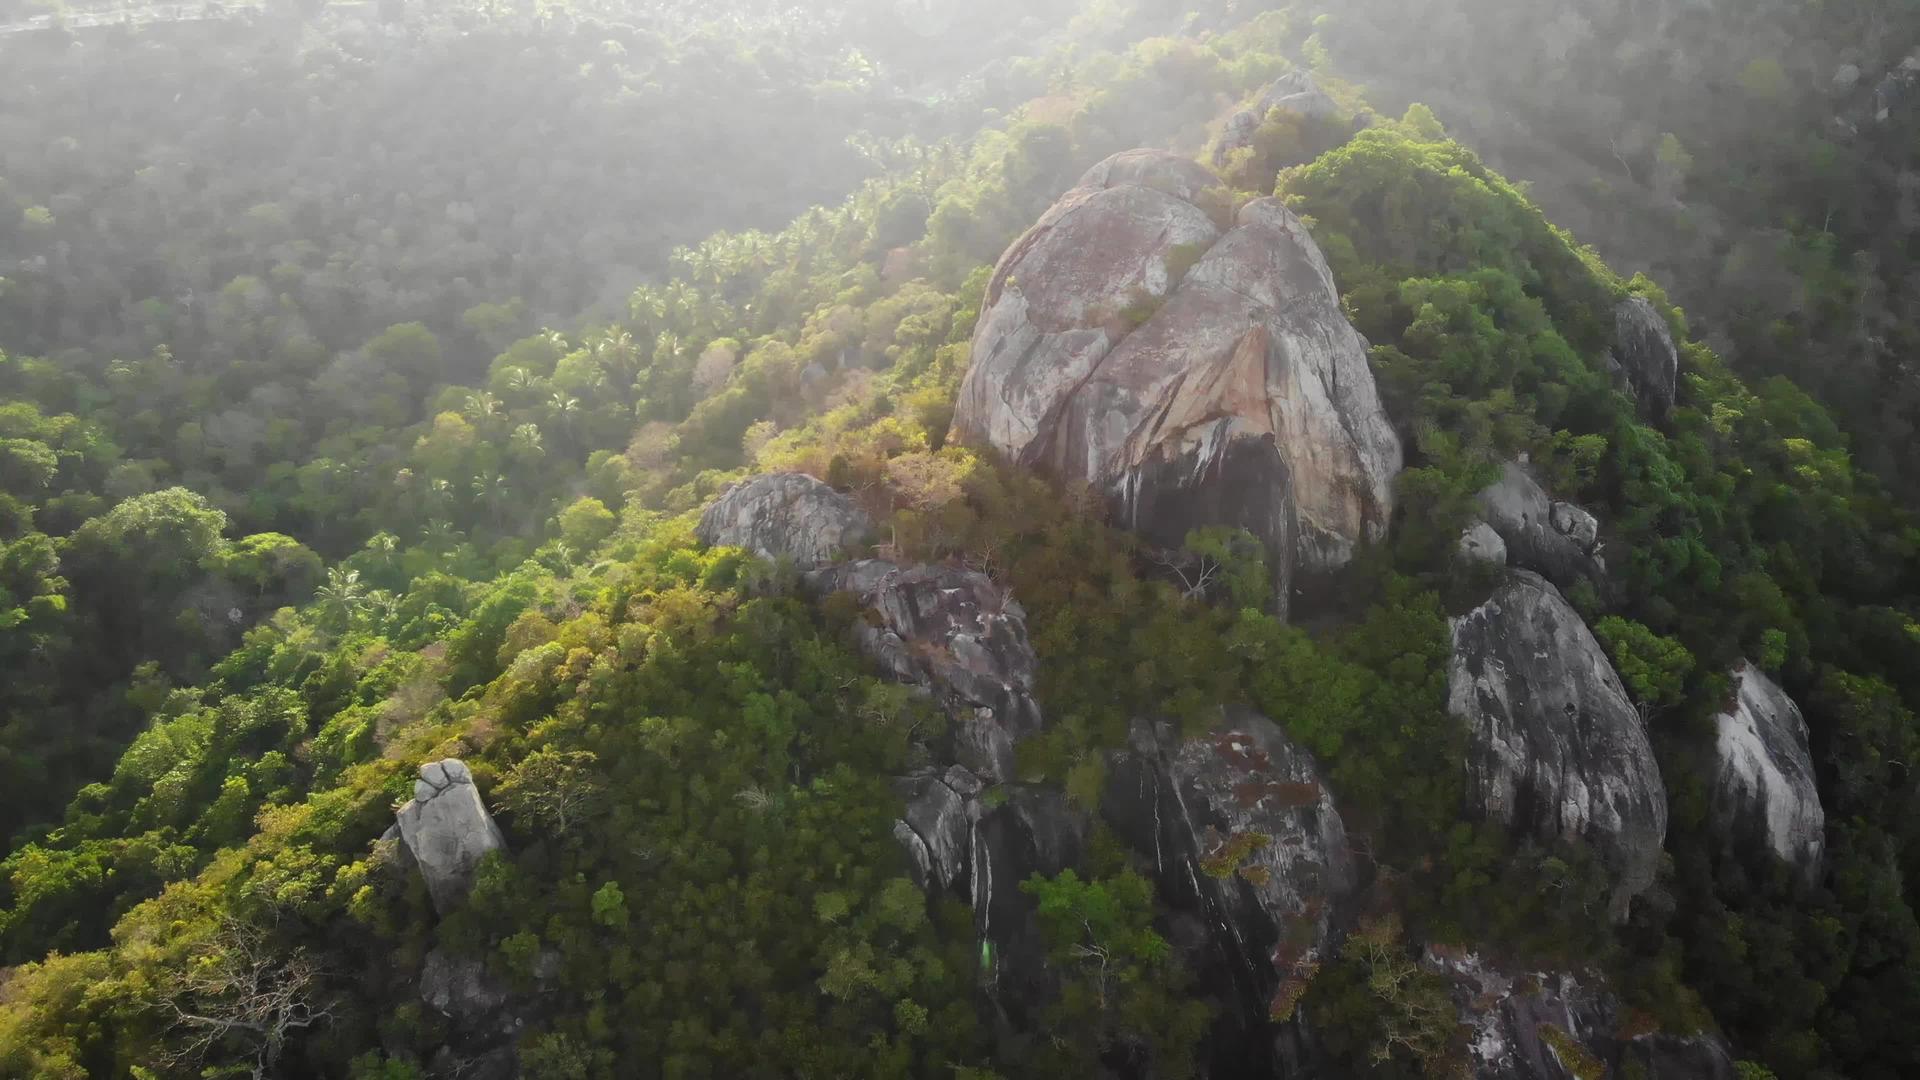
<box><xmin>395</xmin><ymin>758</ymin><xmax>507</xmax><ymax>915</ymax></box>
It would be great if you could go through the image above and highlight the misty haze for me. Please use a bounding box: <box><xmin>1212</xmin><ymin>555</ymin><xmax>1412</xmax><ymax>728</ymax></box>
<box><xmin>0</xmin><ymin>2</ymin><xmax>1916</xmax><ymax>1079</ymax></box>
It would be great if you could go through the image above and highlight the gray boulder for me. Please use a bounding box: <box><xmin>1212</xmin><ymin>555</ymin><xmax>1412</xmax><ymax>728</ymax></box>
<box><xmin>949</xmin><ymin>149</ymin><xmax>1402</xmax><ymax>616</ymax></box>
<box><xmin>1425</xmin><ymin>949</ymin><xmax>1735</xmax><ymax>1080</ymax></box>
<box><xmin>1459</xmin><ymin>521</ymin><xmax>1508</xmax><ymax>567</ymax></box>
<box><xmin>696</xmin><ymin>472</ymin><xmax>875</xmax><ymax>569</ymax></box>
<box><xmin>1612</xmin><ymin>297</ymin><xmax>1680</xmax><ymax>420</ymax></box>
<box><xmin>808</xmin><ymin>560</ymin><xmax>1041</xmax><ymax>782</ymax></box>
<box><xmin>396</xmin><ymin>759</ymin><xmax>507</xmax><ymax>915</ymax></box>
<box><xmin>1711</xmin><ymin>661</ymin><xmax>1825</xmax><ymax>880</ymax></box>
<box><xmin>1212</xmin><ymin>71</ymin><xmax>1341</xmax><ymax>167</ymax></box>
<box><xmin>1449</xmin><ymin>572</ymin><xmax>1667</xmax><ymax>916</ymax></box>
<box><xmin>1476</xmin><ymin>463</ymin><xmax>1606</xmax><ymax>593</ymax></box>
<box><xmin>1103</xmin><ymin>709</ymin><xmax>1354</xmax><ymax>1064</ymax></box>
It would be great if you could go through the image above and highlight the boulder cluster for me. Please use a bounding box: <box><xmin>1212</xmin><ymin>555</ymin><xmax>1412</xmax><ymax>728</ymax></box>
<box><xmin>371</xmin><ymin>129</ymin><xmax>1827</xmax><ymax>1077</ymax></box>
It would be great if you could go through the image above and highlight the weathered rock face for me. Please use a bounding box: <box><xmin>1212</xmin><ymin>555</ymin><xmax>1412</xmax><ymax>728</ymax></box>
<box><xmin>1104</xmin><ymin>709</ymin><xmax>1354</xmax><ymax>1065</ymax></box>
<box><xmin>892</xmin><ymin>764</ymin><xmax>983</xmax><ymax>894</ymax></box>
<box><xmin>396</xmin><ymin>759</ymin><xmax>508</xmax><ymax>915</ymax></box>
<box><xmin>1426</xmin><ymin>949</ymin><xmax>1735</xmax><ymax>1080</ymax></box>
<box><xmin>1612</xmin><ymin>297</ymin><xmax>1680</xmax><ymax>419</ymax></box>
<box><xmin>808</xmin><ymin>560</ymin><xmax>1042</xmax><ymax>782</ymax></box>
<box><xmin>972</xmin><ymin>785</ymin><xmax>1088</xmax><ymax>1025</ymax></box>
<box><xmin>1448</xmin><ymin>572</ymin><xmax>1667</xmax><ymax>915</ymax></box>
<box><xmin>1476</xmin><ymin>463</ymin><xmax>1606</xmax><ymax>593</ymax></box>
<box><xmin>1212</xmin><ymin>72</ymin><xmax>1340</xmax><ymax>166</ymax></box>
<box><xmin>695</xmin><ymin>472</ymin><xmax>875</xmax><ymax>569</ymax></box>
<box><xmin>949</xmin><ymin>149</ymin><xmax>1403</xmax><ymax>613</ymax></box>
<box><xmin>1711</xmin><ymin>661</ymin><xmax>1825</xmax><ymax>880</ymax></box>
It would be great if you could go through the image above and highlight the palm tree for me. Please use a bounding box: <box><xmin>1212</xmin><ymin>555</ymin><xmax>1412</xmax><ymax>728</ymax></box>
<box><xmin>504</xmin><ymin>367</ymin><xmax>542</xmax><ymax>400</ymax></box>
<box><xmin>464</xmin><ymin>391</ymin><xmax>502</xmax><ymax>422</ymax></box>
<box><xmin>315</xmin><ymin>567</ymin><xmax>368</xmax><ymax>630</ymax></box>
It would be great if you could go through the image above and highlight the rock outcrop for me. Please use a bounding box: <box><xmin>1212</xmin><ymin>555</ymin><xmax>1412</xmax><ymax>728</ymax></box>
<box><xmin>808</xmin><ymin>560</ymin><xmax>1042</xmax><ymax>781</ymax></box>
<box><xmin>971</xmin><ymin>785</ymin><xmax>1089</xmax><ymax>1025</ymax></box>
<box><xmin>1426</xmin><ymin>949</ymin><xmax>1736</xmax><ymax>1080</ymax></box>
<box><xmin>1448</xmin><ymin>572</ymin><xmax>1667</xmax><ymax>915</ymax></box>
<box><xmin>949</xmin><ymin>149</ymin><xmax>1402</xmax><ymax>615</ymax></box>
<box><xmin>1103</xmin><ymin>709</ymin><xmax>1354</xmax><ymax>1063</ymax></box>
<box><xmin>695</xmin><ymin>472</ymin><xmax>875</xmax><ymax>569</ymax></box>
<box><xmin>395</xmin><ymin>759</ymin><xmax>508</xmax><ymax>915</ymax></box>
<box><xmin>1711</xmin><ymin>661</ymin><xmax>1825</xmax><ymax>880</ymax></box>
<box><xmin>1476</xmin><ymin>463</ymin><xmax>1606</xmax><ymax>593</ymax></box>
<box><xmin>893</xmin><ymin>764</ymin><xmax>983</xmax><ymax>893</ymax></box>
<box><xmin>1459</xmin><ymin>520</ymin><xmax>1508</xmax><ymax>567</ymax></box>
<box><xmin>1612</xmin><ymin>297</ymin><xmax>1680</xmax><ymax>420</ymax></box>
<box><xmin>1212</xmin><ymin>72</ymin><xmax>1340</xmax><ymax>166</ymax></box>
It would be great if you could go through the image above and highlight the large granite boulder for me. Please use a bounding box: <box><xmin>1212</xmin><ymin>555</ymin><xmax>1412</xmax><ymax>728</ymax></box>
<box><xmin>1476</xmin><ymin>463</ymin><xmax>1606</xmax><ymax>594</ymax></box>
<box><xmin>1104</xmin><ymin>709</ymin><xmax>1355</xmax><ymax>1070</ymax></box>
<box><xmin>1425</xmin><ymin>949</ymin><xmax>1736</xmax><ymax>1080</ymax></box>
<box><xmin>396</xmin><ymin>759</ymin><xmax>508</xmax><ymax>915</ymax></box>
<box><xmin>808</xmin><ymin>560</ymin><xmax>1042</xmax><ymax>782</ymax></box>
<box><xmin>1612</xmin><ymin>297</ymin><xmax>1680</xmax><ymax>420</ymax></box>
<box><xmin>1448</xmin><ymin>572</ymin><xmax>1667</xmax><ymax>915</ymax></box>
<box><xmin>949</xmin><ymin>149</ymin><xmax>1402</xmax><ymax>615</ymax></box>
<box><xmin>1711</xmin><ymin>661</ymin><xmax>1825</xmax><ymax>881</ymax></box>
<box><xmin>1212</xmin><ymin>72</ymin><xmax>1341</xmax><ymax>167</ymax></box>
<box><xmin>696</xmin><ymin>472</ymin><xmax>875</xmax><ymax>569</ymax></box>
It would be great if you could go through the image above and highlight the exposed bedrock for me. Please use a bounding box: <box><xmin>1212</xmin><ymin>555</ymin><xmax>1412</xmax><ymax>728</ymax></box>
<box><xmin>949</xmin><ymin>148</ymin><xmax>1403</xmax><ymax>615</ymax></box>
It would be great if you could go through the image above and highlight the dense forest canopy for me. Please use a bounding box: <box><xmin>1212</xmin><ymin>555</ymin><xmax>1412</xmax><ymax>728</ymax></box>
<box><xmin>1</xmin><ymin>2</ymin><xmax>1918</xmax><ymax>1079</ymax></box>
